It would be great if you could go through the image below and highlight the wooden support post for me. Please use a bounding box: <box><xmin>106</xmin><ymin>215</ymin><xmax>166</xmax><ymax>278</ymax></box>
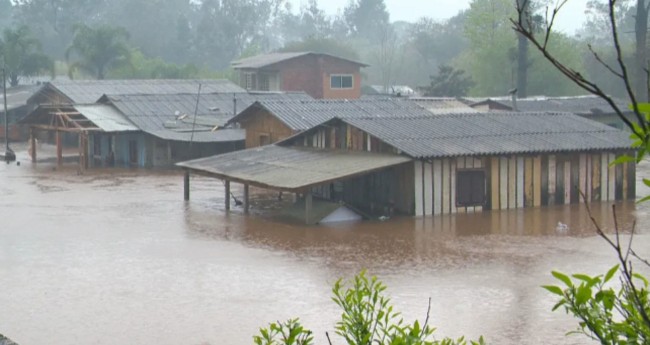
<box><xmin>305</xmin><ymin>192</ymin><xmax>313</xmax><ymax>225</ymax></box>
<box><xmin>29</xmin><ymin>128</ymin><xmax>37</xmax><ymax>162</ymax></box>
<box><xmin>243</xmin><ymin>184</ymin><xmax>250</xmax><ymax>214</ymax></box>
<box><xmin>225</xmin><ymin>180</ymin><xmax>231</xmax><ymax>210</ymax></box>
<box><xmin>184</xmin><ymin>170</ymin><xmax>190</xmax><ymax>201</ymax></box>
<box><xmin>56</xmin><ymin>130</ymin><xmax>62</xmax><ymax>166</ymax></box>
<box><xmin>78</xmin><ymin>132</ymin><xmax>83</xmax><ymax>171</ymax></box>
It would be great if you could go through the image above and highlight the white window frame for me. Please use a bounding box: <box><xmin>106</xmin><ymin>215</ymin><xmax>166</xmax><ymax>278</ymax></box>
<box><xmin>330</xmin><ymin>74</ymin><xmax>354</xmax><ymax>90</ymax></box>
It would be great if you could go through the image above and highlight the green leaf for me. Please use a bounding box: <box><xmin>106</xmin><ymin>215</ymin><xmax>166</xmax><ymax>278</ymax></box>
<box><xmin>572</xmin><ymin>273</ymin><xmax>594</xmax><ymax>283</ymax></box>
<box><xmin>552</xmin><ymin>271</ymin><xmax>574</xmax><ymax>287</ymax></box>
<box><xmin>604</xmin><ymin>265</ymin><xmax>619</xmax><ymax>283</ymax></box>
<box><xmin>610</xmin><ymin>155</ymin><xmax>635</xmax><ymax>166</ymax></box>
<box><xmin>631</xmin><ymin>102</ymin><xmax>650</xmax><ymax>113</ymax></box>
<box><xmin>542</xmin><ymin>285</ymin><xmax>564</xmax><ymax>296</ymax></box>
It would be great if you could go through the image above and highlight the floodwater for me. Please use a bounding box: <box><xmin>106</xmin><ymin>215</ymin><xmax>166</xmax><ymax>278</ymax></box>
<box><xmin>1</xmin><ymin>145</ymin><xmax>650</xmax><ymax>345</ymax></box>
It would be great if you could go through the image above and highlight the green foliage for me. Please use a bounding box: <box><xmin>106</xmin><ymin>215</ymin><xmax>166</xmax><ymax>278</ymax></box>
<box><xmin>0</xmin><ymin>25</ymin><xmax>54</xmax><ymax>86</ymax></box>
<box><xmin>65</xmin><ymin>24</ymin><xmax>131</xmax><ymax>80</ymax></box>
<box><xmin>544</xmin><ymin>266</ymin><xmax>650</xmax><ymax>344</ymax></box>
<box><xmin>423</xmin><ymin>65</ymin><xmax>474</xmax><ymax>97</ymax></box>
<box><xmin>254</xmin><ymin>319</ymin><xmax>314</xmax><ymax>345</ymax></box>
<box><xmin>254</xmin><ymin>270</ymin><xmax>485</xmax><ymax>345</ymax></box>
<box><xmin>107</xmin><ymin>49</ymin><xmax>200</xmax><ymax>80</ymax></box>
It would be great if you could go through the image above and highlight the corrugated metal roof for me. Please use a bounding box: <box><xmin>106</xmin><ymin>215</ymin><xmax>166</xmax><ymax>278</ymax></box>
<box><xmin>106</xmin><ymin>92</ymin><xmax>312</xmax><ymax>132</ymax></box>
<box><xmin>33</xmin><ymin>79</ymin><xmax>247</xmax><ymax>104</ymax></box>
<box><xmin>231</xmin><ymin>52</ymin><xmax>368</xmax><ymax>69</ymax></box>
<box><xmin>467</xmin><ymin>95</ymin><xmax>631</xmax><ymax>115</ymax></box>
<box><xmin>337</xmin><ymin>111</ymin><xmax>633</xmax><ymax>158</ymax></box>
<box><xmin>147</xmin><ymin>128</ymin><xmax>244</xmax><ymax>143</ymax></box>
<box><xmin>177</xmin><ymin>145</ymin><xmax>411</xmax><ymax>191</ymax></box>
<box><xmin>406</xmin><ymin>97</ymin><xmax>479</xmax><ymax>114</ymax></box>
<box><xmin>233</xmin><ymin>98</ymin><xmax>435</xmax><ymax>131</ymax></box>
<box><xmin>74</xmin><ymin>104</ymin><xmax>139</xmax><ymax>132</ymax></box>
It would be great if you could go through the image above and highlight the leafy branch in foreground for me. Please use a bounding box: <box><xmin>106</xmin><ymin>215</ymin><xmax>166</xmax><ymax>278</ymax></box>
<box><xmin>253</xmin><ymin>270</ymin><xmax>485</xmax><ymax>345</ymax></box>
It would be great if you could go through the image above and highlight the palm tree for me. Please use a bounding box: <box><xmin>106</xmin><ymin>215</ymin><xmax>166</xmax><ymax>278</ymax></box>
<box><xmin>0</xmin><ymin>26</ymin><xmax>54</xmax><ymax>86</ymax></box>
<box><xmin>65</xmin><ymin>24</ymin><xmax>132</xmax><ymax>80</ymax></box>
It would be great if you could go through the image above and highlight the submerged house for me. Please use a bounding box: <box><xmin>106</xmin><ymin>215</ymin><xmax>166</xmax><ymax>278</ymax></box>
<box><xmin>20</xmin><ymin>86</ymin><xmax>311</xmax><ymax>169</ymax></box>
<box><xmin>227</xmin><ymin>98</ymin><xmax>433</xmax><ymax>148</ymax></box>
<box><xmin>0</xmin><ymin>84</ymin><xmax>41</xmax><ymax>141</ymax></box>
<box><xmin>232</xmin><ymin>52</ymin><xmax>368</xmax><ymax>99</ymax></box>
<box><xmin>179</xmin><ymin>109</ymin><xmax>634</xmax><ymax>223</ymax></box>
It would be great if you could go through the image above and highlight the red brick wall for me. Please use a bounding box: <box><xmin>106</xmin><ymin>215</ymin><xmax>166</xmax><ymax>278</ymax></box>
<box><xmin>277</xmin><ymin>55</ymin><xmax>363</xmax><ymax>99</ymax></box>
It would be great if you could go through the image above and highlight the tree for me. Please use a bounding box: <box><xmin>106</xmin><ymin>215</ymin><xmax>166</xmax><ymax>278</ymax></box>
<box><xmin>343</xmin><ymin>0</ymin><xmax>390</xmax><ymax>43</ymax></box>
<box><xmin>424</xmin><ymin>65</ymin><xmax>474</xmax><ymax>97</ymax></box>
<box><xmin>0</xmin><ymin>26</ymin><xmax>53</xmax><ymax>86</ymax></box>
<box><xmin>513</xmin><ymin>1</ymin><xmax>650</xmax><ymax>343</ymax></box>
<box><xmin>0</xmin><ymin>0</ymin><xmax>12</xmax><ymax>31</ymax></box>
<box><xmin>65</xmin><ymin>24</ymin><xmax>131</xmax><ymax>80</ymax></box>
<box><xmin>634</xmin><ymin>0</ymin><xmax>649</xmax><ymax>101</ymax></box>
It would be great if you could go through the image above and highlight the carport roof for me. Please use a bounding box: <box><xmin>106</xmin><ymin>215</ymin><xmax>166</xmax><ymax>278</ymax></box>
<box><xmin>177</xmin><ymin>145</ymin><xmax>411</xmax><ymax>192</ymax></box>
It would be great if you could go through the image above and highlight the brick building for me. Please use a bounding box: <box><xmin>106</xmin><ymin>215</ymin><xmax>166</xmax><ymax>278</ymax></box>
<box><xmin>231</xmin><ymin>52</ymin><xmax>368</xmax><ymax>99</ymax></box>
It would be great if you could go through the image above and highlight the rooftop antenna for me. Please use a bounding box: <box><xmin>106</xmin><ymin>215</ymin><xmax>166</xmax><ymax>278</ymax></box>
<box><xmin>2</xmin><ymin>58</ymin><xmax>15</xmax><ymax>162</ymax></box>
<box><xmin>189</xmin><ymin>83</ymin><xmax>202</xmax><ymax>153</ymax></box>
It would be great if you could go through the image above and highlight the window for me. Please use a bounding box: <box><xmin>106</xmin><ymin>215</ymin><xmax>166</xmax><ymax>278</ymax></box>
<box><xmin>258</xmin><ymin>74</ymin><xmax>270</xmax><ymax>91</ymax></box>
<box><xmin>456</xmin><ymin>170</ymin><xmax>486</xmax><ymax>206</ymax></box>
<box><xmin>330</xmin><ymin>74</ymin><xmax>353</xmax><ymax>89</ymax></box>
<box><xmin>243</xmin><ymin>72</ymin><xmax>255</xmax><ymax>90</ymax></box>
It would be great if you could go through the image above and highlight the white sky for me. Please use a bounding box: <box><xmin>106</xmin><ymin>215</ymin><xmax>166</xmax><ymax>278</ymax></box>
<box><xmin>287</xmin><ymin>0</ymin><xmax>589</xmax><ymax>34</ymax></box>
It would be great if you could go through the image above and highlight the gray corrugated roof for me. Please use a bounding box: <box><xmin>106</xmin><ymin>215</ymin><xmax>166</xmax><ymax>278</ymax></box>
<box><xmin>74</xmin><ymin>104</ymin><xmax>139</xmax><ymax>132</ymax></box>
<box><xmin>147</xmin><ymin>128</ymin><xmax>244</xmax><ymax>143</ymax></box>
<box><xmin>336</xmin><ymin>112</ymin><xmax>632</xmax><ymax>158</ymax></box>
<box><xmin>469</xmin><ymin>95</ymin><xmax>631</xmax><ymax>115</ymax></box>
<box><xmin>232</xmin><ymin>98</ymin><xmax>435</xmax><ymax>131</ymax></box>
<box><xmin>231</xmin><ymin>52</ymin><xmax>368</xmax><ymax>69</ymax></box>
<box><xmin>105</xmin><ymin>92</ymin><xmax>312</xmax><ymax>132</ymax></box>
<box><xmin>177</xmin><ymin>145</ymin><xmax>411</xmax><ymax>192</ymax></box>
<box><xmin>32</xmin><ymin>79</ymin><xmax>247</xmax><ymax>104</ymax></box>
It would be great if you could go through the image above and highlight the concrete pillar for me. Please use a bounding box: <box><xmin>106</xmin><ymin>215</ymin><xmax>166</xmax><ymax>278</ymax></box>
<box><xmin>184</xmin><ymin>171</ymin><xmax>190</xmax><ymax>201</ymax></box>
<box><xmin>243</xmin><ymin>183</ymin><xmax>250</xmax><ymax>214</ymax></box>
<box><xmin>305</xmin><ymin>193</ymin><xmax>313</xmax><ymax>224</ymax></box>
<box><xmin>225</xmin><ymin>180</ymin><xmax>231</xmax><ymax>210</ymax></box>
<box><xmin>56</xmin><ymin>130</ymin><xmax>62</xmax><ymax>166</ymax></box>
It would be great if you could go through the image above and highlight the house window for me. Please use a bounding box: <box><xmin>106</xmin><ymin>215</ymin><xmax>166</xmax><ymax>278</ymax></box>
<box><xmin>258</xmin><ymin>74</ymin><xmax>270</xmax><ymax>91</ymax></box>
<box><xmin>243</xmin><ymin>72</ymin><xmax>255</xmax><ymax>90</ymax></box>
<box><xmin>456</xmin><ymin>170</ymin><xmax>486</xmax><ymax>206</ymax></box>
<box><xmin>330</xmin><ymin>74</ymin><xmax>353</xmax><ymax>89</ymax></box>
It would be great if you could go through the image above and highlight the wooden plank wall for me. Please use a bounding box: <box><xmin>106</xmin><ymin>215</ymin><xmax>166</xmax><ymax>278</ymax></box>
<box><xmin>413</xmin><ymin>152</ymin><xmax>635</xmax><ymax>216</ymax></box>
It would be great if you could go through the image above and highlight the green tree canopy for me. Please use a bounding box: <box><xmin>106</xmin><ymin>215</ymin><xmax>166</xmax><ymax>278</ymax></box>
<box><xmin>424</xmin><ymin>65</ymin><xmax>474</xmax><ymax>97</ymax></box>
<box><xmin>65</xmin><ymin>24</ymin><xmax>131</xmax><ymax>80</ymax></box>
<box><xmin>0</xmin><ymin>25</ymin><xmax>53</xmax><ymax>86</ymax></box>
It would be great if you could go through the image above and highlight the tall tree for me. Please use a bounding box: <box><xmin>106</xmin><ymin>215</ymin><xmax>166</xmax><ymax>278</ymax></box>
<box><xmin>0</xmin><ymin>26</ymin><xmax>53</xmax><ymax>86</ymax></box>
<box><xmin>343</xmin><ymin>0</ymin><xmax>390</xmax><ymax>43</ymax></box>
<box><xmin>65</xmin><ymin>24</ymin><xmax>131</xmax><ymax>80</ymax></box>
<box><xmin>0</xmin><ymin>0</ymin><xmax>12</xmax><ymax>30</ymax></box>
<box><xmin>516</xmin><ymin>0</ymin><xmax>529</xmax><ymax>98</ymax></box>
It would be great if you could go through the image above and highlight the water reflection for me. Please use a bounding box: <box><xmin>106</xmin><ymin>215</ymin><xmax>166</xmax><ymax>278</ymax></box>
<box><xmin>1</xmin><ymin>150</ymin><xmax>649</xmax><ymax>345</ymax></box>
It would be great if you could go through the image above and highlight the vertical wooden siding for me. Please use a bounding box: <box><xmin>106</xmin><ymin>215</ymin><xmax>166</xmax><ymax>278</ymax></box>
<box><xmin>413</xmin><ymin>151</ymin><xmax>635</xmax><ymax>216</ymax></box>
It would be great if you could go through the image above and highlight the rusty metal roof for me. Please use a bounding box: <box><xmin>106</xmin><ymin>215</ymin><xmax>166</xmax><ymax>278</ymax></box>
<box><xmin>231</xmin><ymin>52</ymin><xmax>368</xmax><ymax>69</ymax></box>
<box><xmin>30</xmin><ymin>79</ymin><xmax>247</xmax><ymax>104</ymax></box>
<box><xmin>337</xmin><ymin>112</ymin><xmax>633</xmax><ymax>158</ymax></box>
<box><xmin>177</xmin><ymin>145</ymin><xmax>411</xmax><ymax>192</ymax></box>
<box><xmin>230</xmin><ymin>98</ymin><xmax>435</xmax><ymax>131</ymax></box>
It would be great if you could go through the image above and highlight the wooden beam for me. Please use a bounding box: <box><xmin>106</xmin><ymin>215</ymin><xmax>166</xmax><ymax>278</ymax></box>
<box><xmin>225</xmin><ymin>180</ymin><xmax>231</xmax><ymax>210</ymax></box>
<box><xmin>244</xmin><ymin>184</ymin><xmax>250</xmax><ymax>214</ymax></box>
<box><xmin>30</xmin><ymin>128</ymin><xmax>37</xmax><ymax>162</ymax></box>
<box><xmin>184</xmin><ymin>171</ymin><xmax>190</xmax><ymax>201</ymax></box>
<box><xmin>56</xmin><ymin>130</ymin><xmax>62</xmax><ymax>166</ymax></box>
<box><xmin>305</xmin><ymin>192</ymin><xmax>313</xmax><ymax>224</ymax></box>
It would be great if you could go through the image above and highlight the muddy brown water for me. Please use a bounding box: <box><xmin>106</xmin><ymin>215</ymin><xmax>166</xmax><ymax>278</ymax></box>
<box><xmin>1</xmin><ymin>145</ymin><xmax>650</xmax><ymax>345</ymax></box>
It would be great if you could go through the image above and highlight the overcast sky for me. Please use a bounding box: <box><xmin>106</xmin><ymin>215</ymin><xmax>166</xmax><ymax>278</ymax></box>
<box><xmin>287</xmin><ymin>0</ymin><xmax>589</xmax><ymax>34</ymax></box>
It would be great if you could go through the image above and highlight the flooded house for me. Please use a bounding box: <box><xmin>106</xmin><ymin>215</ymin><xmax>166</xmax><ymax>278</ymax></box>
<box><xmin>232</xmin><ymin>52</ymin><xmax>368</xmax><ymax>99</ymax></box>
<box><xmin>0</xmin><ymin>84</ymin><xmax>41</xmax><ymax>141</ymax></box>
<box><xmin>178</xmin><ymin>106</ymin><xmax>635</xmax><ymax>223</ymax></box>
<box><xmin>18</xmin><ymin>79</ymin><xmax>312</xmax><ymax>169</ymax></box>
